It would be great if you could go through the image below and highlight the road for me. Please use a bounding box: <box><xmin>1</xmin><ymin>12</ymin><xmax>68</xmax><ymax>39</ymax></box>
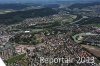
<box><xmin>72</xmin><ymin>32</ymin><xmax>99</xmax><ymax>43</ymax></box>
<box><xmin>70</xmin><ymin>16</ymin><xmax>88</xmax><ymax>24</ymax></box>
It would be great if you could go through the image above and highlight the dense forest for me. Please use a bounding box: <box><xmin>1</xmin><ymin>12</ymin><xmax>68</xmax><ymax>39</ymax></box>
<box><xmin>0</xmin><ymin>8</ymin><xmax>58</xmax><ymax>25</ymax></box>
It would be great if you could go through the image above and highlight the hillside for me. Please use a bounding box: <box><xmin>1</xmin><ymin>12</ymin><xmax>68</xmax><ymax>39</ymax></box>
<box><xmin>0</xmin><ymin>8</ymin><xmax>58</xmax><ymax>25</ymax></box>
<box><xmin>68</xmin><ymin>2</ymin><xmax>100</xmax><ymax>9</ymax></box>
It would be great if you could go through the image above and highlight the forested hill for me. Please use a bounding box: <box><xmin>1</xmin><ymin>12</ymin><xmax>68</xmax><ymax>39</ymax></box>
<box><xmin>0</xmin><ymin>4</ymin><xmax>29</xmax><ymax>10</ymax></box>
<box><xmin>0</xmin><ymin>8</ymin><xmax>58</xmax><ymax>25</ymax></box>
<box><xmin>68</xmin><ymin>2</ymin><xmax>100</xmax><ymax>9</ymax></box>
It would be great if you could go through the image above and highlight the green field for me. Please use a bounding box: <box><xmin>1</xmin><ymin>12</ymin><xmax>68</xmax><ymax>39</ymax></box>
<box><xmin>0</xmin><ymin>9</ymin><xmax>15</xmax><ymax>14</ymax></box>
<box><xmin>32</xmin><ymin>29</ymin><xmax>43</xmax><ymax>33</ymax></box>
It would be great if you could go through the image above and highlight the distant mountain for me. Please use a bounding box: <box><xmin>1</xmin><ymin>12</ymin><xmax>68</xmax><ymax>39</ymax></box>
<box><xmin>43</xmin><ymin>4</ymin><xmax>60</xmax><ymax>8</ymax></box>
<box><xmin>0</xmin><ymin>4</ymin><xmax>29</xmax><ymax>10</ymax></box>
<box><xmin>0</xmin><ymin>3</ymin><xmax>41</xmax><ymax>10</ymax></box>
<box><xmin>0</xmin><ymin>0</ymin><xmax>57</xmax><ymax>4</ymax></box>
<box><xmin>68</xmin><ymin>2</ymin><xmax>100</xmax><ymax>9</ymax></box>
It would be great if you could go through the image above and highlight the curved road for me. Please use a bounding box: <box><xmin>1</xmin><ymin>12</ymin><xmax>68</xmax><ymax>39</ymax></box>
<box><xmin>72</xmin><ymin>32</ymin><xmax>99</xmax><ymax>43</ymax></box>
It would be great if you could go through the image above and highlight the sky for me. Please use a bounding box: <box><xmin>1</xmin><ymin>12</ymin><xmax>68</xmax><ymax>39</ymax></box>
<box><xmin>0</xmin><ymin>0</ymin><xmax>99</xmax><ymax>3</ymax></box>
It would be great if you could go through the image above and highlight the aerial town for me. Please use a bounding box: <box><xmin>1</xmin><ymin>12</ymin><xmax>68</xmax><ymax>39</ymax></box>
<box><xmin>0</xmin><ymin>0</ymin><xmax>100</xmax><ymax>66</ymax></box>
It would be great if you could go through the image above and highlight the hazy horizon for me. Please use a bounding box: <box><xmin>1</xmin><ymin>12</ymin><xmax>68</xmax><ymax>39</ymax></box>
<box><xmin>0</xmin><ymin>0</ymin><xmax>100</xmax><ymax>4</ymax></box>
